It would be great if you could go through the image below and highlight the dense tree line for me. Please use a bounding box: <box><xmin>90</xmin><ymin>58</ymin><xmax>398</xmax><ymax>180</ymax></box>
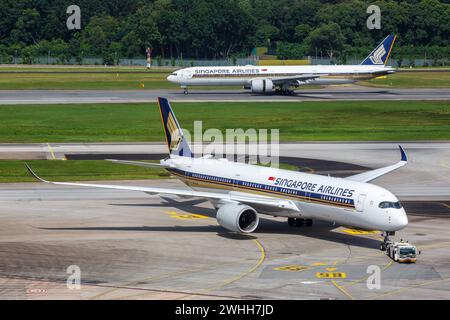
<box><xmin>0</xmin><ymin>0</ymin><xmax>448</xmax><ymax>64</ymax></box>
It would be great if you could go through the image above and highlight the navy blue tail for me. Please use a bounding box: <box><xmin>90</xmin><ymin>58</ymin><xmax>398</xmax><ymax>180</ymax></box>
<box><xmin>361</xmin><ymin>35</ymin><xmax>397</xmax><ymax>66</ymax></box>
<box><xmin>157</xmin><ymin>97</ymin><xmax>193</xmax><ymax>157</ymax></box>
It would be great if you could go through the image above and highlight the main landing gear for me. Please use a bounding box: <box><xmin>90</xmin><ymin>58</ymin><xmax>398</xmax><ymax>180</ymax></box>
<box><xmin>288</xmin><ymin>218</ymin><xmax>313</xmax><ymax>227</ymax></box>
<box><xmin>275</xmin><ymin>89</ymin><xmax>295</xmax><ymax>96</ymax></box>
<box><xmin>380</xmin><ymin>231</ymin><xmax>395</xmax><ymax>251</ymax></box>
<box><xmin>183</xmin><ymin>88</ymin><xmax>189</xmax><ymax>95</ymax></box>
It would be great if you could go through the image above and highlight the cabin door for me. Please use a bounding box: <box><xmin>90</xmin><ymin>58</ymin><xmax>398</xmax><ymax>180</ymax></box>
<box><xmin>355</xmin><ymin>194</ymin><xmax>367</xmax><ymax>212</ymax></box>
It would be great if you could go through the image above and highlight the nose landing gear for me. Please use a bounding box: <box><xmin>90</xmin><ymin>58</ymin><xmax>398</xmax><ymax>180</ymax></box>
<box><xmin>380</xmin><ymin>231</ymin><xmax>395</xmax><ymax>251</ymax></box>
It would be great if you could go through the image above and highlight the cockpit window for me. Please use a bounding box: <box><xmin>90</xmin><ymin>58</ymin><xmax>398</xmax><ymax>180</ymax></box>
<box><xmin>378</xmin><ymin>201</ymin><xmax>403</xmax><ymax>209</ymax></box>
<box><xmin>171</xmin><ymin>73</ymin><xmax>178</xmax><ymax>76</ymax></box>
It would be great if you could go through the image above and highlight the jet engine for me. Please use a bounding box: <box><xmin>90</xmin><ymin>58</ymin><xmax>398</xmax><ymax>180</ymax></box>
<box><xmin>251</xmin><ymin>79</ymin><xmax>274</xmax><ymax>94</ymax></box>
<box><xmin>216</xmin><ymin>203</ymin><xmax>259</xmax><ymax>233</ymax></box>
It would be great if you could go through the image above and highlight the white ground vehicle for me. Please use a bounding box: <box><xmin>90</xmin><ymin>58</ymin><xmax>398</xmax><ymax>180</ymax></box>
<box><xmin>386</xmin><ymin>241</ymin><xmax>420</xmax><ymax>263</ymax></box>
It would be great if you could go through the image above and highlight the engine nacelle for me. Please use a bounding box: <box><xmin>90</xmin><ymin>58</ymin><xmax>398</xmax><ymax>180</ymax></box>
<box><xmin>251</xmin><ymin>79</ymin><xmax>274</xmax><ymax>94</ymax></box>
<box><xmin>216</xmin><ymin>203</ymin><xmax>259</xmax><ymax>233</ymax></box>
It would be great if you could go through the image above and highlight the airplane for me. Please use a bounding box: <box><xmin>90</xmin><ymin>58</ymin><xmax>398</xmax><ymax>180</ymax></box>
<box><xmin>26</xmin><ymin>97</ymin><xmax>408</xmax><ymax>250</ymax></box>
<box><xmin>167</xmin><ymin>35</ymin><xmax>397</xmax><ymax>95</ymax></box>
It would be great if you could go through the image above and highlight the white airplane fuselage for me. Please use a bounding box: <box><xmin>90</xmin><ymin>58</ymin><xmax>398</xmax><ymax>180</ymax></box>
<box><xmin>167</xmin><ymin>65</ymin><xmax>394</xmax><ymax>87</ymax></box>
<box><xmin>162</xmin><ymin>156</ymin><xmax>408</xmax><ymax>232</ymax></box>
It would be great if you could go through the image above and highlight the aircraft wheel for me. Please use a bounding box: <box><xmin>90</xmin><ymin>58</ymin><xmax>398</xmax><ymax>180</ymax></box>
<box><xmin>295</xmin><ymin>219</ymin><xmax>304</xmax><ymax>227</ymax></box>
<box><xmin>287</xmin><ymin>218</ymin><xmax>295</xmax><ymax>227</ymax></box>
<box><xmin>380</xmin><ymin>242</ymin><xmax>386</xmax><ymax>251</ymax></box>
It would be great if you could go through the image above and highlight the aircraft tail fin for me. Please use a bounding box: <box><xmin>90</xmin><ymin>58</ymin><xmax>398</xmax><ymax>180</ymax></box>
<box><xmin>360</xmin><ymin>35</ymin><xmax>397</xmax><ymax>66</ymax></box>
<box><xmin>157</xmin><ymin>97</ymin><xmax>193</xmax><ymax>158</ymax></box>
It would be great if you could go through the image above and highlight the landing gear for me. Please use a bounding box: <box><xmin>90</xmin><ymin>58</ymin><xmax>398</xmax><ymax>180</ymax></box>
<box><xmin>288</xmin><ymin>217</ymin><xmax>295</xmax><ymax>227</ymax></box>
<box><xmin>380</xmin><ymin>231</ymin><xmax>395</xmax><ymax>251</ymax></box>
<box><xmin>275</xmin><ymin>88</ymin><xmax>295</xmax><ymax>96</ymax></box>
<box><xmin>287</xmin><ymin>218</ymin><xmax>313</xmax><ymax>227</ymax></box>
<box><xmin>183</xmin><ymin>88</ymin><xmax>189</xmax><ymax>95</ymax></box>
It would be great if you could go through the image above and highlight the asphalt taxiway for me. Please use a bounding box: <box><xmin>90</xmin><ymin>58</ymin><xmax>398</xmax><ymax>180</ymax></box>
<box><xmin>0</xmin><ymin>180</ymin><xmax>449</xmax><ymax>300</ymax></box>
<box><xmin>0</xmin><ymin>86</ymin><xmax>450</xmax><ymax>104</ymax></box>
<box><xmin>0</xmin><ymin>141</ymin><xmax>450</xmax><ymax>299</ymax></box>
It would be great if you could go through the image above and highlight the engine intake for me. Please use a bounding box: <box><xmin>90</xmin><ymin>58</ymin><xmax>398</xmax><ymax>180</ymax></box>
<box><xmin>216</xmin><ymin>203</ymin><xmax>259</xmax><ymax>233</ymax></box>
<box><xmin>251</xmin><ymin>79</ymin><xmax>274</xmax><ymax>94</ymax></box>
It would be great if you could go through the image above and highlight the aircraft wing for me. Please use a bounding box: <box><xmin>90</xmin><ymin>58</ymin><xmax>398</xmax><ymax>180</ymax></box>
<box><xmin>346</xmin><ymin>145</ymin><xmax>407</xmax><ymax>183</ymax></box>
<box><xmin>269</xmin><ymin>74</ymin><xmax>320</xmax><ymax>85</ymax></box>
<box><xmin>105</xmin><ymin>159</ymin><xmax>171</xmax><ymax>168</ymax></box>
<box><xmin>25</xmin><ymin>164</ymin><xmax>300</xmax><ymax>212</ymax></box>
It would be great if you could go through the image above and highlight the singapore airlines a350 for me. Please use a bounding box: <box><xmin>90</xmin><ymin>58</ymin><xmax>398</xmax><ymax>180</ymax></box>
<box><xmin>27</xmin><ymin>97</ymin><xmax>408</xmax><ymax>249</ymax></box>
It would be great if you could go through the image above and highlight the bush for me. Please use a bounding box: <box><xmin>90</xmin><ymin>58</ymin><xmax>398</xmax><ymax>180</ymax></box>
<box><xmin>276</xmin><ymin>42</ymin><xmax>307</xmax><ymax>59</ymax></box>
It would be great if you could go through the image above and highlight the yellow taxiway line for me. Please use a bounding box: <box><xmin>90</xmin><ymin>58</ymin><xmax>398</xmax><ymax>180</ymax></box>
<box><xmin>47</xmin><ymin>143</ymin><xmax>56</xmax><ymax>160</ymax></box>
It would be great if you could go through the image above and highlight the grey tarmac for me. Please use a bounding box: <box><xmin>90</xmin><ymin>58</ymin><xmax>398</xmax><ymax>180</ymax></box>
<box><xmin>0</xmin><ymin>180</ymin><xmax>449</xmax><ymax>300</ymax></box>
<box><xmin>1</xmin><ymin>86</ymin><xmax>450</xmax><ymax>104</ymax></box>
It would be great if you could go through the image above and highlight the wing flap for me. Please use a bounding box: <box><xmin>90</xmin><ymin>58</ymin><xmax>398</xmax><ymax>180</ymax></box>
<box><xmin>270</xmin><ymin>74</ymin><xmax>320</xmax><ymax>85</ymax></box>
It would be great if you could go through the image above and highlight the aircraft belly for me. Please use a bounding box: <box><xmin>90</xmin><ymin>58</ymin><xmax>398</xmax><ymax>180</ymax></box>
<box><xmin>300</xmin><ymin>201</ymin><xmax>356</xmax><ymax>226</ymax></box>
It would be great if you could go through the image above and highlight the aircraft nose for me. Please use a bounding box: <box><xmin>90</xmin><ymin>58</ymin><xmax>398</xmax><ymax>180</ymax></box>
<box><xmin>395</xmin><ymin>209</ymin><xmax>408</xmax><ymax>230</ymax></box>
<box><xmin>167</xmin><ymin>75</ymin><xmax>174</xmax><ymax>82</ymax></box>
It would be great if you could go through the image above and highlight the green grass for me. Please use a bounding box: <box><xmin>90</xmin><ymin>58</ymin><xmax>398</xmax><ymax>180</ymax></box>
<box><xmin>0</xmin><ymin>160</ymin><xmax>170</xmax><ymax>183</ymax></box>
<box><xmin>0</xmin><ymin>71</ymin><xmax>177</xmax><ymax>90</ymax></box>
<box><xmin>0</xmin><ymin>160</ymin><xmax>298</xmax><ymax>183</ymax></box>
<box><xmin>0</xmin><ymin>101</ymin><xmax>449</xmax><ymax>142</ymax></box>
<box><xmin>361</xmin><ymin>71</ymin><xmax>450</xmax><ymax>88</ymax></box>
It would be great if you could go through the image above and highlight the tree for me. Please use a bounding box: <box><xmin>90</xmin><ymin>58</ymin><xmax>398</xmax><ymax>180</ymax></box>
<box><xmin>255</xmin><ymin>24</ymin><xmax>279</xmax><ymax>47</ymax></box>
<box><xmin>306</xmin><ymin>23</ymin><xmax>345</xmax><ymax>60</ymax></box>
<box><xmin>276</xmin><ymin>42</ymin><xmax>307</xmax><ymax>59</ymax></box>
<box><xmin>9</xmin><ymin>9</ymin><xmax>41</xmax><ymax>45</ymax></box>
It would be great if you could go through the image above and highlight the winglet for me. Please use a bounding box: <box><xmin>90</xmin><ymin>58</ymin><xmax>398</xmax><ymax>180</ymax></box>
<box><xmin>399</xmin><ymin>145</ymin><xmax>407</xmax><ymax>162</ymax></box>
<box><xmin>25</xmin><ymin>163</ymin><xmax>50</xmax><ymax>183</ymax></box>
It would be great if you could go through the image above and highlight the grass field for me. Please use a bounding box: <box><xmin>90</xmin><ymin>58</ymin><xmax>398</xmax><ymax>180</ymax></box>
<box><xmin>0</xmin><ymin>71</ymin><xmax>177</xmax><ymax>90</ymax></box>
<box><xmin>0</xmin><ymin>160</ymin><xmax>298</xmax><ymax>183</ymax></box>
<box><xmin>0</xmin><ymin>160</ymin><xmax>169</xmax><ymax>182</ymax></box>
<box><xmin>362</xmin><ymin>71</ymin><xmax>450</xmax><ymax>88</ymax></box>
<box><xmin>0</xmin><ymin>101</ymin><xmax>449</xmax><ymax>142</ymax></box>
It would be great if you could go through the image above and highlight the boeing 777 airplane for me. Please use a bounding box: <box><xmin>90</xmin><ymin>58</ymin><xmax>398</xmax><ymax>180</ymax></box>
<box><xmin>167</xmin><ymin>35</ymin><xmax>396</xmax><ymax>95</ymax></box>
<box><xmin>27</xmin><ymin>97</ymin><xmax>408</xmax><ymax>249</ymax></box>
